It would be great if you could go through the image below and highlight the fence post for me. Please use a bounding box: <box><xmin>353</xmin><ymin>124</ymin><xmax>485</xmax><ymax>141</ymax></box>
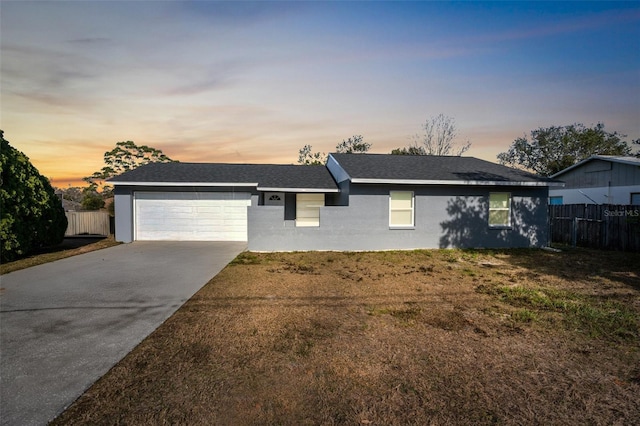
<box><xmin>572</xmin><ymin>216</ymin><xmax>578</xmax><ymax>247</ymax></box>
<box><xmin>603</xmin><ymin>212</ymin><xmax>608</xmax><ymax>249</ymax></box>
<box><xmin>548</xmin><ymin>205</ymin><xmax>552</xmax><ymax>246</ymax></box>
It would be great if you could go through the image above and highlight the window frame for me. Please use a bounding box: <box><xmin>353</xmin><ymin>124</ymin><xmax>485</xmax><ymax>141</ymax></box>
<box><xmin>389</xmin><ymin>191</ymin><xmax>415</xmax><ymax>228</ymax></box>
<box><xmin>549</xmin><ymin>196</ymin><xmax>563</xmax><ymax>206</ymax></box>
<box><xmin>295</xmin><ymin>193</ymin><xmax>324</xmax><ymax>227</ymax></box>
<box><xmin>488</xmin><ymin>192</ymin><xmax>512</xmax><ymax>228</ymax></box>
<box><xmin>264</xmin><ymin>192</ymin><xmax>285</xmax><ymax>206</ymax></box>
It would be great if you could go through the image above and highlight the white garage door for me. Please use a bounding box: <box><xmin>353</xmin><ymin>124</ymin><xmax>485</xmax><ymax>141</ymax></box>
<box><xmin>134</xmin><ymin>192</ymin><xmax>252</xmax><ymax>241</ymax></box>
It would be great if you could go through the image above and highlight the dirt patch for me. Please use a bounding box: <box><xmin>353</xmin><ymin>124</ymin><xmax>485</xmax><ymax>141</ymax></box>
<box><xmin>52</xmin><ymin>248</ymin><xmax>640</xmax><ymax>425</ymax></box>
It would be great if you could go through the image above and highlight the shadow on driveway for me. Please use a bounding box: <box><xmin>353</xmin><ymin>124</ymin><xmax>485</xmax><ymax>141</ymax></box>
<box><xmin>34</xmin><ymin>236</ymin><xmax>108</xmax><ymax>254</ymax></box>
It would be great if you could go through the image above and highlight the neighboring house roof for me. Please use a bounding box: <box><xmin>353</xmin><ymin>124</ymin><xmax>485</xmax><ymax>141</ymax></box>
<box><xmin>329</xmin><ymin>153</ymin><xmax>563</xmax><ymax>187</ymax></box>
<box><xmin>551</xmin><ymin>155</ymin><xmax>640</xmax><ymax>178</ymax></box>
<box><xmin>108</xmin><ymin>162</ymin><xmax>339</xmax><ymax>192</ymax></box>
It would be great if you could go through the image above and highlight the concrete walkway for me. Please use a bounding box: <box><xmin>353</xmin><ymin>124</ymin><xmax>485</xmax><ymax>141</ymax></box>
<box><xmin>0</xmin><ymin>241</ymin><xmax>245</xmax><ymax>426</ymax></box>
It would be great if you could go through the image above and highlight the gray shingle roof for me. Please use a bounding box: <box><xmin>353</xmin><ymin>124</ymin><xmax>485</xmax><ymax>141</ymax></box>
<box><xmin>109</xmin><ymin>154</ymin><xmax>561</xmax><ymax>190</ymax></box>
<box><xmin>109</xmin><ymin>162</ymin><xmax>338</xmax><ymax>191</ymax></box>
<box><xmin>329</xmin><ymin>153</ymin><xmax>562</xmax><ymax>186</ymax></box>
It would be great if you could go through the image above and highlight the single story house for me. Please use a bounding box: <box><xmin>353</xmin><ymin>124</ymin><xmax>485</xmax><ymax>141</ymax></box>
<box><xmin>110</xmin><ymin>153</ymin><xmax>563</xmax><ymax>250</ymax></box>
<box><xmin>549</xmin><ymin>155</ymin><xmax>640</xmax><ymax>205</ymax></box>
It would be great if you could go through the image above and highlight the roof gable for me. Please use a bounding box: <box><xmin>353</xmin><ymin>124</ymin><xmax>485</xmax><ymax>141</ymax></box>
<box><xmin>551</xmin><ymin>155</ymin><xmax>640</xmax><ymax>178</ymax></box>
<box><xmin>329</xmin><ymin>153</ymin><xmax>562</xmax><ymax>186</ymax></box>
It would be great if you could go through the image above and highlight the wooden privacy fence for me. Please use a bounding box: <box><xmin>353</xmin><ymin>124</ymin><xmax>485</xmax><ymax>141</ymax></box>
<box><xmin>65</xmin><ymin>211</ymin><xmax>111</xmax><ymax>236</ymax></box>
<box><xmin>549</xmin><ymin>204</ymin><xmax>640</xmax><ymax>252</ymax></box>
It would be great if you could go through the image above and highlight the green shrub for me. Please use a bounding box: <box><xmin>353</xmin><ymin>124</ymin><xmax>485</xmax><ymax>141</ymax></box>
<box><xmin>0</xmin><ymin>131</ymin><xmax>68</xmax><ymax>261</ymax></box>
<box><xmin>81</xmin><ymin>194</ymin><xmax>105</xmax><ymax>210</ymax></box>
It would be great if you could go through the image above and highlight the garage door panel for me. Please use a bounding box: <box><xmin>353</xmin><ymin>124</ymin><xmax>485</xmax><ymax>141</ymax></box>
<box><xmin>223</xmin><ymin>206</ymin><xmax>246</xmax><ymax>214</ymax></box>
<box><xmin>166</xmin><ymin>206</ymin><xmax>194</xmax><ymax>214</ymax></box>
<box><xmin>196</xmin><ymin>209</ymin><xmax>224</xmax><ymax>217</ymax></box>
<box><xmin>196</xmin><ymin>221</ymin><xmax>225</xmax><ymax>229</ymax></box>
<box><xmin>135</xmin><ymin>192</ymin><xmax>251</xmax><ymax>241</ymax></box>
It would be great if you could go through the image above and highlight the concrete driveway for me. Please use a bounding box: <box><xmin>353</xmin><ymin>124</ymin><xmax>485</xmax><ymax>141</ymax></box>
<box><xmin>0</xmin><ymin>241</ymin><xmax>245</xmax><ymax>426</ymax></box>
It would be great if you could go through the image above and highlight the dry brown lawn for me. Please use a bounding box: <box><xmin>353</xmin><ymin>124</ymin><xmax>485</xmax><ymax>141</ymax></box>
<box><xmin>53</xmin><ymin>248</ymin><xmax>639</xmax><ymax>425</ymax></box>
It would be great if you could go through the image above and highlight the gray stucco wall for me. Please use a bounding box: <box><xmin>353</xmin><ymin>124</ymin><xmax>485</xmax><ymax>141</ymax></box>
<box><xmin>114</xmin><ymin>187</ymin><xmax>134</xmax><ymax>243</ymax></box>
<box><xmin>114</xmin><ymin>182</ymin><xmax>549</xmax><ymax>249</ymax></box>
<box><xmin>248</xmin><ymin>184</ymin><xmax>549</xmax><ymax>251</ymax></box>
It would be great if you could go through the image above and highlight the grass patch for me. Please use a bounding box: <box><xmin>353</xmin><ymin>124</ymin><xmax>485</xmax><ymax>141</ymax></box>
<box><xmin>511</xmin><ymin>308</ymin><xmax>537</xmax><ymax>323</ymax></box>
<box><xmin>440</xmin><ymin>249</ymin><xmax>459</xmax><ymax>263</ymax></box>
<box><xmin>478</xmin><ymin>284</ymin><xmax>638</xmax><ymax>341</ymax></box>
<box><xmin>462</xmin><ymin>267</ymin><xmax>477</xmax><ymax>277</ymax></box>
<box><xmin>366</xmin><ymin>304</ymin><xmax>422</xmax><ymax>326</ymax></box>
<box><xmin>228</xmin><ymin>252</ymin><xmax>264</xmax><ymax>265</ymax></box>
<box><xmin>567</xmin><ymin>299</ymin><xmax>638</xmax><ymax>340</ymax></box>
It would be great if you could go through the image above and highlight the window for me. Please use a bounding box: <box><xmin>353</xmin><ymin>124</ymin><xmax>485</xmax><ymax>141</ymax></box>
<box><xmin>389</xmin><ymin>191</ymin><xmax>414</xmax><ymax>227</ymax></box>
<box><xmin>549</xmin><ymin>196</ymin><xmax>563</xmax><ymax>205</ymax></box>
<box><xmin>489</xmin><ymin>193</ymin><xmax>511</xmax><ymax>227</ymax></box>
<box><xmin>296</xmin><ymin>193</ymin><xmax>324</xmax><ymax>227</ymax></box>
<box><xmin>631</xmin><ymin>193</ymin><xmax>640</xmax><ymax>206</ymax></box>
<box><xmin>264</xmin><ymin>192</ymin><xmax>284</xmax><ymax>206</ymax></box>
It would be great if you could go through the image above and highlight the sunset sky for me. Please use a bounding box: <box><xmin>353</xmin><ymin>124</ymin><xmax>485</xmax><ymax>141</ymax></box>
<box><xmin>2</xmin><ymin>1</ymin><xmax>639</xmax><ymax>187</ymax></box>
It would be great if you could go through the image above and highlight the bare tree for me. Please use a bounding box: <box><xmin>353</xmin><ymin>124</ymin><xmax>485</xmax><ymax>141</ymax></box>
<box><xmin>412</xmin><ymin>114</ymin><xmax>470</xmax><ymax>156</ymax></box>
<box><xmin>335</xmin><ymin>135</ymin><xmax>370</xmax><ymax>154</ymax></box>
<box><xmin>297</xmin><ymin>144</ymin><xmax>326</xmax><ymax>165</ymax></box>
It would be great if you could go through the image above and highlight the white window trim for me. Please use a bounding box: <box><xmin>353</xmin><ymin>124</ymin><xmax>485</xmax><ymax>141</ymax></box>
<box><xmin>296</xmin><ymin>193</ymin><xmax>324</xmax><ymax>227</ymax></box>
<box><xmin>489</xmin><ymin>192</ymin><xmax>512</xmax><ymax>228</ymax></box>
<box><xmin>389</xmin><ymin>191</ymin><xmax>415</xmax><ymax>228</ymax></box>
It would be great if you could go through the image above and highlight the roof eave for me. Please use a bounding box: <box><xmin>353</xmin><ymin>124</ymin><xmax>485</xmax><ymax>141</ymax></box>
<box><xmin>551</xmin><ymin>155</ymin><xmax>640</xmax><ymax>178</ymax></box>
<box><xmin>350</xmin><ymin>178</ymin><xmax>564</xmax><ymax>187</ymax></box>
<box><xmin>257</xmin><ymin>186</ymin><xmax>340</xmax><ymax>193</ymax></box>
<box><xmin>110</xmin><ymin>181</ymin><xmax>259</xmax><ymax>187</ymax></box>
